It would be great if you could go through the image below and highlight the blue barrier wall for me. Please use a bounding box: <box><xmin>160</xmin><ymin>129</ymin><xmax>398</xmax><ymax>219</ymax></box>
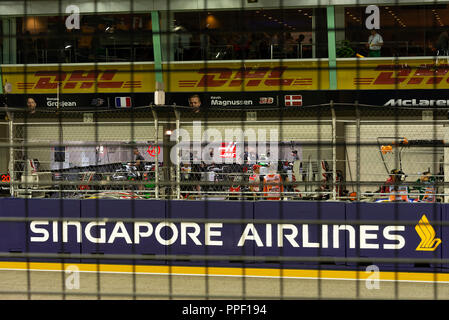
<box><xmin>165</xmin><ymin>201</ymin><xmax>254</xmax><ymax>267</ymax></box>
<box><xmin>0</xmin><ymin>198</ymin><xmax>446</xmax><ymax>271</ymax></box>
<box><xmin>0</xmin><ymin>198</ymin><xmax>82</xmax><ymax>263</ymax></box>
<box><xmin>80</xmin><ymin>199</ymin><xmax>166</xmax><ymax>265</ymax></box>
<box><xmin>345</xmin><ymin>203</ymin><xmax>442</xmax><ymax>270</ymax></box>
<box><xmin>441</xmin><ymin>204</ymin><xmax>449</xmax><ymax>270</ymax></box>
<box><xmin>253</xmin><ymin>201</ymin><xmax>346</xmax><ymax>267</ymax></box>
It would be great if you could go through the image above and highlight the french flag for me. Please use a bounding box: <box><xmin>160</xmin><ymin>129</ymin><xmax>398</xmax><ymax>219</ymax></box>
<box><xmin>115</xmin><ymin>97</ymin><xmax>132</xmax><ymax>108</ymax></box>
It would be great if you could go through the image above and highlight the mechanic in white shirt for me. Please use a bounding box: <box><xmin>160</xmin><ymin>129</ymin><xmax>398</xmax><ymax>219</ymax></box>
<box><xmin>366</xmin><ymin>29</ymin><xmax>383</xmax><ymax>57</ymax></box>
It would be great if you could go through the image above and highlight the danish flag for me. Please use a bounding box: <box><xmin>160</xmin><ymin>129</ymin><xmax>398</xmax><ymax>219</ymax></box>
<box><xmin>284</xmin><ymin>95</ymin><xmax>302</xmax><ymax>106</ymax></box>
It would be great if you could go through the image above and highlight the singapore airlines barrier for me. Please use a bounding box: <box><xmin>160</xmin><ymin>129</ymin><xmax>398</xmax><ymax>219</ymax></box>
<box><xmin>0</xmin><ymin>198</ymin><xmax>445</xmax><ymax>272</ymax></box>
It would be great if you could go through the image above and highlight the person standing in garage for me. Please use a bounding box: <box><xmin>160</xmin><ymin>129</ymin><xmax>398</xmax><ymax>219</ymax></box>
<box><xmin>133</xmin><ymin>147</ymin><xmax>145</xmax><ymax>190</ymax></box>
<box><xmin>249</xmin><ymin>164</ymin><xmax>261</xmax><ymax>200</ymax></box>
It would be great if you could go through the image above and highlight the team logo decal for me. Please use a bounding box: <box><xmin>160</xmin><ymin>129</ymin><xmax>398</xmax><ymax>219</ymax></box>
<box><xmin>147</xmin><ymin>145</ymin><xmax>161</xmax><ymax>157</ymax></box>
<box><xmin>219</xmin><ymin>142</ymin><xmax>237</xmax><ymax>159</ymax></box>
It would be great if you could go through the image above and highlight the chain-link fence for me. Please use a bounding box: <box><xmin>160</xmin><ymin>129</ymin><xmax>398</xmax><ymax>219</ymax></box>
<box><xmin>9</xmin><ymin>110</ymin><xmax>162</xmax><ymax>199</ymax></box>
<box><xmin>2</xmin><ymin>0</ymin><xmax>449</xmax><ymax>303</ymax></box>
<box><xmin>1</xmin><ymin>105</ymin><xmax>448</xmax><ymax>301</ymax></box>
<box><xmin>5</xmin><ymin>106</ymin><xmax>448</xmax><ymax>205</ymax></box>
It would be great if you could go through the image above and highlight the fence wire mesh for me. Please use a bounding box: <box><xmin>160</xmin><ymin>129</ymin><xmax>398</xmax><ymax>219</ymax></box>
<box><xmin>0</xmin><ymin>0</ymin><xmax>449</xmax><ymax>303</ymax></box>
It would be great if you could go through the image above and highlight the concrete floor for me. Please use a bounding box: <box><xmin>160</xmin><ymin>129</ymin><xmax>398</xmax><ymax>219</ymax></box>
<box><xmin>0</xmin><ymin>270</ymin><xmax>448</xmax><ymax>300</ymax></box>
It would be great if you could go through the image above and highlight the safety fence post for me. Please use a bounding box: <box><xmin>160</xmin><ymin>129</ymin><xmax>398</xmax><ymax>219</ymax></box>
<box><xmin>8</xmin><ymin>116</ymin><xmax>14</xmax><ymax>197</ymax></box>
<box><xmin>331</xmin><ymin>101</ymin><xmax>337</xmax><ymax>201</ymax></box>
<box><xmin>151</xmin><ymin>107</ymin><xmax>159</xmax><ymax>199</ymax></box>
<box><xmin>355</xmin><ymin>101</ymin><xmax>361</xmax><ymax>202</ymax></box>
<box><xmin>174</xmin><ymin>109</ymin><xmax>181</xmax><ymax>200</ymax></box>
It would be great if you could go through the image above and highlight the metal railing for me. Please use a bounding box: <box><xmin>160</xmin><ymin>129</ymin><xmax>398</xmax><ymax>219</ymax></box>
<box><xmin>346</xmin><ymin>41</ymin><xmax>411</xmax><ymax>57</ymax></box>
<box><xmin>17</xmin><ymin>46</ymin><xmax>154</xmax><ymax>64</ymax></box>
<box><xmin>174</xmin><ymin>43</ymin><xmax>317</xmax><ymax>60</ymax></box>
<box><xmin>4</xmin><ymin>108</ymin><xmax>447</xmax><ymax>203</ymax></box>
<box><xmin>15</xmin><ymin>40</ymin><xmax>438</xmax><ymax>64</ymax></box>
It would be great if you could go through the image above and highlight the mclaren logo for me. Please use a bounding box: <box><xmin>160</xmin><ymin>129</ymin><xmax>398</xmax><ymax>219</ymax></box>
<box><xmin>385</xmin><ymin>99</ymin><xmax>449</xmax><ymax>107</ymax></box>
<box><xmin>415</xmin><ymin>214</ymin><xmax>441</xmax><ymax>251</ymax></box>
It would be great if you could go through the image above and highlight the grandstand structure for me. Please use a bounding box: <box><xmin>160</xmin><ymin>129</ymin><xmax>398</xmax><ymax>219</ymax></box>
<box><xmin>0</xmin><ymin>0</ymin><xmax>448</xmax><ymax>300</ymax></box>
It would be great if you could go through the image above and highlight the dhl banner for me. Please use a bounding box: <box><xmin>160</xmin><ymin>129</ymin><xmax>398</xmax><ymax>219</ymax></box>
<box><xmin>1</xmin><ymin>64</ymin><xmax>155</xmax><ymax>94</ymax></box>
<box><xmin>3</xmin><ymin>59</ymin><xmax>449</xmax><ymax>95</ymax></box>
<box><xmin>337</xmin><ymin>58</ymin><xmax>449</xmax><ymax>90</ymax></box>
<box><xmin>163</xmin><ymin>61</ymin><xmax>329</xmax><ymax>92</ymax></box>
<box><xmin>0</xmin><ymin>61</ymin><xmax>329</xmax><ymax>94</ymax></box>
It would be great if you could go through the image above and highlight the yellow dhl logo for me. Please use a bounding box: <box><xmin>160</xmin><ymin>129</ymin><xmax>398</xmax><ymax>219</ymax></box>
<box><xmin>415</xmin><ymin>214</ymin><xmax>442</xmax><ymax>251</ymax></box>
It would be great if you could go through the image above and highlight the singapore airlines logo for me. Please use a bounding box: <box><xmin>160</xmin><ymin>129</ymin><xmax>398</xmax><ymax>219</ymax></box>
<box><xmin>415</xmin><ymin>215</ymin><xmax>442</xmax><ymax>251</ymax></box>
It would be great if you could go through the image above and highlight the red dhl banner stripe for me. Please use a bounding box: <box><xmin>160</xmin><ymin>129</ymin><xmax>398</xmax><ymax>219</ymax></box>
<box><xmin>2</xmin><ymin>64</ymin><xmax>155</xmax><ymax>94</ymax></box>
<box><xmin>164</xmin><ymin>61</ymin><xmax>328</xmax><ymax>92</ymax></box>
<box><xmin>338</xmin><ymin>58</ymin><xmax>449</xmax><ymax>90</ymax></box>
